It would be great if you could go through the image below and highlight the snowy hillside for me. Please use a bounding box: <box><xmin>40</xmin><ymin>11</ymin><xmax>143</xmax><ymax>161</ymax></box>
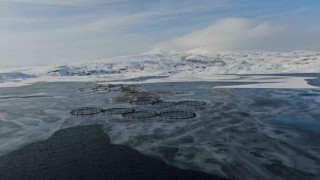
<box><xmin>0</xmin><ymin>50</ymin><xmax>319</xmax><ymax>85</ymax></box>
<box><xmin>0</xmin><ymin>72</ymin><xmax>35</xmax><ymax>84</ymax></box>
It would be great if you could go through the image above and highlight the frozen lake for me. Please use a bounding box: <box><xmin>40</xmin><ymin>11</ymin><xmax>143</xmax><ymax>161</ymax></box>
<box><xmin>0</xmin><ymin>74</ymin><xmax>320</xmax><ymax>179</ymax></box>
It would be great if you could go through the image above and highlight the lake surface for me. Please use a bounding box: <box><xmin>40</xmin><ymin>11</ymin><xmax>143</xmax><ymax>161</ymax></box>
<box><xmin>0</xmin><ymin>74</ymin><xmax>319</xmax><ymax>179</ymax></box>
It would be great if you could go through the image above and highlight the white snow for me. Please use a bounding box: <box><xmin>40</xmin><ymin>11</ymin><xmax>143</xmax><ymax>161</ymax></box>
<box><xmin>0</xmin><ymin>50</ymin><xmax>319</xmax><ymax>88</ymax></box>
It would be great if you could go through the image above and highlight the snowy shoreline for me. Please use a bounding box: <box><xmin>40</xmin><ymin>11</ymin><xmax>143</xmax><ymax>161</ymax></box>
<box><xmin>1</xmin><ymin>50</ymin><xmax>319</xmax><ymax>88</ymax></box>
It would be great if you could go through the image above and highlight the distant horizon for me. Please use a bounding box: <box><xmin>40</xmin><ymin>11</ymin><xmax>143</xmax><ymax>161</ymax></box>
<box><xmin>1</xmin><ymin>0</ymin><xmax>319</xmax><ymax>66</ymax></box>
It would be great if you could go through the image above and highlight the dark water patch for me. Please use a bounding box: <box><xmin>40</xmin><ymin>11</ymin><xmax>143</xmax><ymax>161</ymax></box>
<box><xmin>0</xmin><ymin>125</ymin><xmax>228</xmax><ymax>180</ymax></box>
<box><xmin>184</xmin><ymin>153</ymin><xmax>195</xmax><ymax>160</ymax></box>
<box><xmin>312</xmin><ymin>114</ymin><xmax>320</xmax><ymax>121</ymax></box>
<box><xmin>249</xmin><ymin>151</ymin><xmax>265</xmax><ymax>158</ymax></box>
<box><xmin>265</xmin><ymin>163</ymin><xmax>317</xmax><ymax>180</ymax></box>
<box><xmin>158</xmin><ymin>146</ymin><xmax>180</xmax><ymax>161</ymax></box>
<box><xmin>268</xmin><ymin>118</ymin><xmax>320</xmax><ymax>135</ymax></box>
<box><xmin>273</xmin><ymin>130</ymin><xmax>285</xmax><ymax>135</ymax></box>
<box><xmin>178</xmin><ymin>136</ymin><xmax>194</xmax><ymax>144</ymax></box>
<box><xmin>222</xmin><ymin>162</ymin><xmax>253</xmax><ymax>180</ymax></box>
<box><xmin>298</xmin><ymin>93</ymin><xmax>320</xmax><ymax>97</ymax></box>
<box><xmin>250</xmin><ymin>98</ymin><xmax>289</xmax><ymax>107</ymax></box>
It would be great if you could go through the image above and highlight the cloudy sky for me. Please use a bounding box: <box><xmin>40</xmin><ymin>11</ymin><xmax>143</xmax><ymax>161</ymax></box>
<box><xmin>0</xmin><ymin>0</ymin><xmax>320</xmax><ymax>66</ymax></box>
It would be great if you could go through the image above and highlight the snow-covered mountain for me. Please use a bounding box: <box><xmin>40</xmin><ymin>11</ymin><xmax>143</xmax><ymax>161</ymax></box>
<box><xmin>1</xmin><ymin>50</ymin><xmax>319</xmax><ymax>85</ymax></box>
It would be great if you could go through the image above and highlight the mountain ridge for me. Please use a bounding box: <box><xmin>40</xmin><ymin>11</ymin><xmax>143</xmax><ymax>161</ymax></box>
<box><xmin>0</xmin><ymin>50</ymin><xmax>319</xmax><ymax>84</ymax></box>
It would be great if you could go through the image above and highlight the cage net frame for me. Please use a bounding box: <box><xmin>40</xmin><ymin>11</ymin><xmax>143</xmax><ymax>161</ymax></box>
<box><xmin>135</xmin><ymin>91</ymin><xmax>159</xmax><ymax>97</ymax></box>
<box><xmin>79</xmin><ymin>87</ymin><xmax>110</xmax><ymax>93</ymax></box>
<box><xmin>129</xmin><ymin>96</ymin><xmax>161</xmax><ymax>105</ymax></box>
<box><xmin>135</xmin><ymin>95</ymin><xmax>161</xmax><ymax>101</ymax></box>
<box><xmin>95</xmin><ymin>85</ymin><xmax>122</xmax><ymax>92</ymax></box>
<box><xmin>111</xmin><ymin>96</ymin><xmax>135</xmax><ymax>103</ymax></box>
<box><xmin>122</xmin><ymin>110</ymin><xmax>158</xmax><ymax>119</ymax></box>
<box><xmin>158</xmin><ymin>110</ymin><xmax>196</xmax><ymax>119</ymax></box>
<box><xmin>70</xmin><ymin>107</ymin><xmax>104</xmax><ymax>116</ymax></box>
<box><xmin>78</xmin><ymin>88</ymin><xmax>96</xmax><ymax>93</ymax></box>
<box><xmin>151</xmin><ymin>100</ymin><xmax>177</xmax><ymax>108</ymax></box>
<box><xmin>120</xmin><ymin>85</ymin><xmax>139</xmax><ymax>95</ymax></box>
<box><xmin>176</xmin><ymin>100</ymin><xmax>206</xmax><ymax>107</ymax></box>
<box><xmin>92</xmin><ymin>87</ymin><xmax>110</xmax><ymax>92</ymax></box>
<box><xmin>79</xmin><ymin>84</ymin><xmax>124</xmax><ymax>93</ymax></box>
<box><xmin>104</xmin><ymin>107</ymin><xmax>135</xmax><ymax>115</ymax></box>
<box><xmin>95</xmin><ymin>84</ymin><xmax>124</xmax><ymax>92</ymax></box>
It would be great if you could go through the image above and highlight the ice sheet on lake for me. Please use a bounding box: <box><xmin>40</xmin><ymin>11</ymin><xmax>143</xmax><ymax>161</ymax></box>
<box><xmin>0</xmin><ymin>81</ymin><xmax>319</xmax><ymax>179</ymax></box>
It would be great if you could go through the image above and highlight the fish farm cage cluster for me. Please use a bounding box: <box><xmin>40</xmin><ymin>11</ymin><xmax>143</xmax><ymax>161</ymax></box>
<box><xmin>129</xmin><ymin>96</ymin><xmax>161</xmax><ymax>105</ymax></box>
<box><xmin>79</xmin><ymin>84</ymin><xmax>124</xmax><ymax>93</ymax></box>
<box><xmin>70</xmin><ymin>107</ymin><xmax>197</xmax><ymax>120</ymax></box>
<box><xmin>111</xmin><ymin>96</ymin><xmax>134</xmax><ymax>103</ymax></box>
<box><xmin>104</xmin><ymin>107</ymin><xmax>135</xmax><ymax>115</ymax></box>
<box><xmin>74</xmin><ymin>83</ymin><xmax>207</xmax><ymax>120</ymax></box>
<box><xmin>70</xmin><ymin>107</ymin><xmax>104</xmax><ymax>116</ymax></box>
<box><xmin>158</xmin><ymin>110</ymin><xmax>196</xmax><ymax>119</ymax></box>
<box><xmin>122</xmin><ymin>110</ymin><xmax>158</xmax><ymax>119</ymax></box>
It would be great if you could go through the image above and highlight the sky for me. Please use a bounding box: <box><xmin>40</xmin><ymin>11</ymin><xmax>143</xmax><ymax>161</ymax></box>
<box><xmin>0</xmin><ymin>0</ymin><xmax>320</xmax><ymax>66</ymax></box>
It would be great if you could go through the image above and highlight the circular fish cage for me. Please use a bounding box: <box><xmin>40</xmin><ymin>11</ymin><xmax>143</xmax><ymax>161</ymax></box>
<box><xmin>129</xmin><ymin>96</ymin><xmax>161</xmax><ymax>105</ymax></box>
<box><xmin>136</xmin><ymin>91</ymin><xmax>158</xmax><ymax>97</ymax></box>
<box><xmin>92</xmin><ymin>87</ymin><xmax>109</xmax><ymax>92</ymax></box>
<box><xmin>111</xmin><ymin>96</ymin><xmax>134</xmax><ymax>103</ymax></box>
<box><xmin>70</xmin><ymin>107</ymin><xmax>104</xmax><ymax>116</ymax></box>
<box><xmin>121</xmin><ymin>85</ymin><xmax>139</xmax><ymax>94</ymax></box>
<box><xmin>108</xmin><ymin>84</ymin><xmax>123</xmax><ymax>88</ymax></box>
<box><xmin>78</xmin><ymin>88</ymin><xmax>96</xmax><ymax>93</ymax></box>
<box><xmin>176</xmin><ymin>100</ymin><xmax>206</xmax><ymax>107</ymax></box>
<box><xmin>93</xmin><ymin>84</ymin><xmax>123</xmax><ymax>92</ymax></box>
<box><xmin>97</xmin><ymin>83</ymin><xmax>123</xmax><ymax>88</ymax></box>
<box><xmin>122</xmin><ymin>110</ymin><xmax>158</xmax><ymax>119</ymax></box>
<box><xmin>159</xmin><ymin>110</ymin><xmax>196</xmax><ymax>119</ymax></box>
<box><xmin>104</xmin><ymin>107</ymin><xmax>135</xmax><ymax>115</ymax></box>
<box><xmin>79</xmin><ymin>87</ymin><xmax>109</xmax><ymax>93</ymax></box>
<box><xmin>151</xmin><ymin>100</ymin><xmax>177</xmax><ymax>108</ymax></box>
<box><xmin>105</xmin><ymin>84</ymin><xmax>123</xmax><ymax>91</ymax></box>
